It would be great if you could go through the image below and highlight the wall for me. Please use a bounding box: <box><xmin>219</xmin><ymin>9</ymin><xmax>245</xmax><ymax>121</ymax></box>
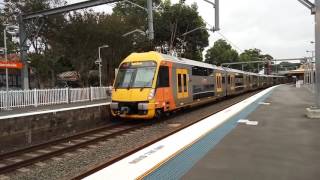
<box><xmin>0</xmin><ymin>104</ymin><xmax>110</xmax><ymax>154</ymax></box>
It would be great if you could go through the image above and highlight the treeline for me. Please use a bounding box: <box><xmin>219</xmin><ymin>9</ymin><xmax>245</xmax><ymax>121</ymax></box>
<box><xmin>1</xmin><ymin>0</ymin><xmax>286</xmax><ymax>88</ymax></box>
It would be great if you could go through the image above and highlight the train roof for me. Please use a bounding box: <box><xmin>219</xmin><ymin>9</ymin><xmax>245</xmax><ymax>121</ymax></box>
<box><xmin>160</xmin><ymin>53</ymin><xmax>225</xmax><ymax>71</ymax></box>
<box><xmin>125</xmin><ymin>52</ymin><xmax>285</xmax><ymax>78</ymax></box>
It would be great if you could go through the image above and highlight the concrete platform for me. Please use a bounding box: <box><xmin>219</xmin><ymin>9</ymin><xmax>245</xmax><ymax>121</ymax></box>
<box><xmin>0</xmin><ymin>99</ymin><xmax>109</xmax><ymax>119</ymax></box>
<box><xmin>183</xmin><ymin>85</ymin><xmax>320</xmax><ymax>180</ymax></box>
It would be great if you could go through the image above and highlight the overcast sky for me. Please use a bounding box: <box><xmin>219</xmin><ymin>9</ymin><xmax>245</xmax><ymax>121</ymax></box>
<box><xmin>67</xmin><ymin>0</ymin><xmax>315</xmax><ymax>59</ymax></box>
<box><xmin>1</xmin><ymin>0</ymin><xmax>315</xmax><ymax>59</ymax></box>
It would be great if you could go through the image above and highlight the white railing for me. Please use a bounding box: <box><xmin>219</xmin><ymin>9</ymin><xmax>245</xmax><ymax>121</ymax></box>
<box><xmin>0</xmin><ymin>87</ymin><xmax>111</xmax><ymax>110</ymax></box>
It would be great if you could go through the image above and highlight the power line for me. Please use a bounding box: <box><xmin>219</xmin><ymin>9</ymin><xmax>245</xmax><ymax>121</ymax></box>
<box><xmin>204</xmin><ymin>20</ymin><xmax>243</xmax><ymax>53</ymax></box>
<box><xmin>216</xmin><ymin>31</ymin><xmax>243</xmax><ymax>52</ymax></box>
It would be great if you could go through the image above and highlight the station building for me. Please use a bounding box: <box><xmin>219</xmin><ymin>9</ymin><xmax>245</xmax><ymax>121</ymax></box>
<box><xmin>0</xmin><ymin>53</ymin><xmax>23</xmax><ymax>90</ymax></box>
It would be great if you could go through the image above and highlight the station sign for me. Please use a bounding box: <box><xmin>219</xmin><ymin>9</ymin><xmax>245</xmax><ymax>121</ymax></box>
<box><xmin>0</xmin><ymin>61</ymin><xmax>23</xmax><ymax>69</ymax></box>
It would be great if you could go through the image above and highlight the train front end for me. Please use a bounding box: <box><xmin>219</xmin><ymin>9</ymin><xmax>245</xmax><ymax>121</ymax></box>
<box><xmin>110</xmin><ymin>54</ymin><xmax>159</xmax><ymax>119</ymax></box>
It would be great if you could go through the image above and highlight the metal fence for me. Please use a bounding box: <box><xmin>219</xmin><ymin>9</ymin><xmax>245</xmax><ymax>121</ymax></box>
<box><xmin>0</xmin><ymin>86</ymin><xmax>111</xmax><ymax>110</ymax></box>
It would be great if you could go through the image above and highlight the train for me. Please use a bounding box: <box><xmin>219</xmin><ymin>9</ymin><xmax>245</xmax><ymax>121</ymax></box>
<box><xmin>110</xmin><ymin>51</ymin><xmax>285</xmax><ymax>120</ymax></box>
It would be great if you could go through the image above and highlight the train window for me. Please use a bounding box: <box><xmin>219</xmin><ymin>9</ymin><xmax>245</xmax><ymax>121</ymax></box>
<box><xmin>192</xmin><ymin>66</ymin><xmax>213</xmax><ymax>76</ymax></box>
<box><xmin>183</xmin><ymin>74</ymin><xmax>187</xmax><ymax>92</ymax></box>
<box><xmin>157</xmin><ymin>66</ymin><xmax>169</xmax><ymax>87</ymax></box>
<box><xmin>192</xmin><ymin>66</ymin><xmax>202</xmax><ymax>76</ymax></box>
<box><xmin>178</xmin><ymin>74</ymin><xmax>182</xmax><ymax>93</ymax></box>
<box><xmin>208</xmin><ymin>69</ymin><xmax>214</xmax><ymax>76</ymax></box>
<box><xmin>222</xmin><ymin>76</ymin><xmax>225</xmax><ymax>84</ymax></box>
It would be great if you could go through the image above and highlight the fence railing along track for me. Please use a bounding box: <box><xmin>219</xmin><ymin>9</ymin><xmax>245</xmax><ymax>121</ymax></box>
<box><xmin>0</xmin><ymin>86</ymin><xmax>111</xmax><ymax>111</ymax></box>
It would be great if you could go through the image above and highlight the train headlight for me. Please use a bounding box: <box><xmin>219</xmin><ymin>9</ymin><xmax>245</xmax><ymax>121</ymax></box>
<box><xmin>138</xmin><ymin>103</ymin><xmax>148</xmax><ymax>110</ymax></box>
<box><xmin>110</xmin><ymin>102</ymin><xmax>119</xmax><ymax>110</ymax></box>
<box><xmin>148</xmin><ymin>89</ymin><xmax>155</xmax><ymax>100</ymax></box>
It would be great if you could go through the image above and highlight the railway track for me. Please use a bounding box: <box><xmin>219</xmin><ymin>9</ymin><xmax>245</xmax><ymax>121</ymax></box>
<box><xmin>0</xmin><ymin>122</ymin><xmax>150</xmax><ymax>175</ymax></box>
<box><xmin>73</xmin><ymin>90</ymin><xmax>262</xmax><ymax>179</ymax></box>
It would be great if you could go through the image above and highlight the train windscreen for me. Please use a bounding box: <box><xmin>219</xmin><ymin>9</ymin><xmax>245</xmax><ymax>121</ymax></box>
<box><xmin>114</xmin><ymin>61</ymin><xmax>157</xmax><ymax>89</ymax></box>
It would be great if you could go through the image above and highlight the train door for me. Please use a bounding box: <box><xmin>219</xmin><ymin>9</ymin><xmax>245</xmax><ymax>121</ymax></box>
<box><xmin>216</xmin><ymin>73</ymin><xmax>223</xmax><ymax>93</ymax></box>
<box><xmin>230</xmin><ymin>74</ymin><xmax>235</xmax><ymax>91</ymax></box>
<box><xmin>176</xmin><ymin>69</ymin><xmax>189</xmax><ymax>99</ymax></box>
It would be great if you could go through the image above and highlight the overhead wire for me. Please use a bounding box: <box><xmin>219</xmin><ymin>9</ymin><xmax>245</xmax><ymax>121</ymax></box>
<box><xmin>204</xmin><ymin>21</ymin><xmax>243</xmax><ymax>53</ymax></box>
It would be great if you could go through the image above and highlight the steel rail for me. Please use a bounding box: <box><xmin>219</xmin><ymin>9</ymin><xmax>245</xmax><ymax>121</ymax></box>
<box><xmin>0</xmin><ymin>122</ymin><xmax>149</xmax><ymax>174</ymax></box>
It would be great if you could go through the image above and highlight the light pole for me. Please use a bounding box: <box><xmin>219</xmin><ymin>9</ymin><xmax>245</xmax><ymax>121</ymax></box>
<box><xmin>2</xmin><ymin>25</ymin><xmax>19</xmax><ymax>109</ymax></box>
<box><xmin>96</xmin><ymin>45</ymin><xmax>109</xmax><ymax>87</ymax></box>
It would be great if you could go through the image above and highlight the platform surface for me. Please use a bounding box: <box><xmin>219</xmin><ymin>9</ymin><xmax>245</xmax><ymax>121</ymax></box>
<box><xmin>0</xmin><ymin>99</ymin><xmax>109</xmax><ymax>119</ymax></box>
<box><xmin>183</xmin><ymin>85</ymin><xmax>320</xmax><ymax>180</ymax></box>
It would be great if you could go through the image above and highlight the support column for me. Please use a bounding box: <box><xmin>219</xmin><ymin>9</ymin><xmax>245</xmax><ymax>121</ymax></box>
<box><xmin>315</xmin><ymin>0</ymin><xmax>320</xmax><ymax>107</ymax></box>
<box><xmin>147</xmin><ymin>0</ymin><xmax>154</xmax><ymax>40</ymax></box>
<box><xmin>19</xmin><ymin>15</ymin><xmax>29</xmax><ymax>90</ymax></box>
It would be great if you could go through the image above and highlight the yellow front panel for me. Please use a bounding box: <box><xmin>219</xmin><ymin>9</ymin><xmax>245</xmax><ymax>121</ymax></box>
<box><xmin>112</xmin><ymin>88</ymin><xmax>153</xmax><ymax>102</ymax></box>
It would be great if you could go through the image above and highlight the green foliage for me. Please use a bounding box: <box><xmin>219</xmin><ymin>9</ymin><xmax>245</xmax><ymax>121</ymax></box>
<box><xmin>239</xmin><ymin>48</ymin><xmax>273</xmax><ymax>72</ymax></box>
<box><xmin>154</xmin><ymin>2</ymin><xmax>209</xmax><ymax>61</ymax></box>
<box><xmin>114</xmin><ymin>0</ymin><xmax>209</xmax><ymax>61</ymax></box>
<box><xmin>239</xmin><ymin>48</ymin><xmax>273</xmax><ymax>62</ymax></box>
<box><xmin>205</xmin><ymin>39</ymin><xmax>239</xmax><ymax>65</ymax></box>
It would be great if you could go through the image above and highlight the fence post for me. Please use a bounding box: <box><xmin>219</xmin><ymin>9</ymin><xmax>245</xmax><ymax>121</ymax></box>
<box><xmin>34</xmin><ymin>89</ymin><xmax>38</xmax><ymax>107</ymax></box>
<box><xmin>90</xmin><ymin>87</ymin><xmax>93</xmax><ymax>101</ymax></box>
<box><xmin>66</xmin><ymin>87</ymin><xmax>69</xmax><ymax>104</ymax></box>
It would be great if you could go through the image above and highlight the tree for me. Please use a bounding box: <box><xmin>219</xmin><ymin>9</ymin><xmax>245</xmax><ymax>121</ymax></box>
<box><xmin>239</xmin><ymin>48</ymin><xmax>273</xmax><ymax>72</ymax></box>
<box><xmin>154</xmin><ymin>1</ymin><xmax>209</xmax><ymax>61</ymax></box>
<box><xmin>205</xmin><ymin>39</ymin><xmax>239</xmax><ymax>65</ymax></box>
<box><xmin>113</xmin><ymin>0</ymin><xmax>209</xmax><ymax>61</ymax></box>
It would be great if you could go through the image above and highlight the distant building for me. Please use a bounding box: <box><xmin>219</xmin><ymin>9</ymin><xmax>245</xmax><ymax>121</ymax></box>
<box><xmin>0</xmin><ymin>54</ymin><xmax>23</xmax><ymax>90</ymax></box>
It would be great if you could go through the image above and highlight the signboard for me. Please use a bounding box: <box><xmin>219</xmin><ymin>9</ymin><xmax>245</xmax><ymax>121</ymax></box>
<box><xmin>0</xmin><ymin>61</ymin><xmax>23</xmax><ymax>69</ymax></box>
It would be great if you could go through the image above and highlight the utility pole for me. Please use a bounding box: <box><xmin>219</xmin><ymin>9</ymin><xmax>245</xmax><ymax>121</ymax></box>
<box><xmin>19</xmin><ymin>15</ymin><xmax>29</xmax><ymax>90</ymax></box>
<box><xmin>147</xmin><ymin>0</ymin><xmax>154</xmax><ymax>40</ymax></box>
<box><xmin>298</xmin><ymin>0</ymin><xmax>320</xmax><ymax>117</ymax></box>
<box><xmin>3</xmin><ymin>27</ymin><xmax>9</xmax><ymax>109</ymax></box>
<box><xmin>315</xmin><ymin>0</ymin><xmax>320</xmax><ymax>107</ymax></box>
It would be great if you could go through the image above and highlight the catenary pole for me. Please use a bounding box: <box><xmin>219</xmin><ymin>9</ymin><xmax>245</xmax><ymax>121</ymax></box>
<box><xmin>315</xmin><ymin>0</ymin><xmax>320</xmax><ymax>107</ymax></box>
<box><xmin>147</xmin><ymin>0</ymin><xmax>154</xmax><ymax>40</ymax></box>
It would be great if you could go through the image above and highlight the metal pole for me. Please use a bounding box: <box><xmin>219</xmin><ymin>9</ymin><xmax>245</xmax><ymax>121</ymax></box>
<box><xmin>215</xmin><ymin>0</ymin><xmax>220</xmax><ymax>31</ymax></box>
<box><xmin>19</xmin><ymin>15</ymin><xmax>29</xmax><ymax>89</ymax></box>
<box><xmin>4</xmin><ymin>28</ymin><xmax>9</xmax><ymax>109</ymax></box>
<box><xmin>98</xmin><ymin>47</ymin><xmax>102</xmax><ymax>87</ymax></box>
<box><xmin>315</xmin><ymin>0</ymin><xmax>320</xmax><ymax>107</ymax></box>
<box><xmin>147</xmin><ymin>0</ymin><xmax>154</xmax><ymax>40</ymax></box>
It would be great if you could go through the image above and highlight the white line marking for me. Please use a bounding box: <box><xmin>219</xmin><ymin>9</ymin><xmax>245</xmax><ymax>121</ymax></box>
<box><xmin>259</xmin><ymin>102</ymin><xmax>271</xmax><ymax>105</ymax></box>
<box><xmin>238</xmin><ymin>119</ymin><xmax>259</xmax><ymax>126</ymax></box>
<box><xmin>0</xmin><ymin>102</ymin><xmax>110</xmax><ymax>120</ymax></box>
<box><xmin>246</xmin><ymin>121</ymin><xmax>259</xmax><ymax>126</ymax></box>
<box><xmin>237</xmin><ymin>119</ymin><xmax>249</xmax><ymax>123</ymax></box>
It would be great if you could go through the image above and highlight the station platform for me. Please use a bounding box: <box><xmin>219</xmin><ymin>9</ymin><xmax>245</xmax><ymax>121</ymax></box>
<box><xmin>183</xmin><ymin>84</ymin><xmax>320</xmax><ymax>180</ymax></box>
<box><xmin>84</xmin><ymin>85</ymin><xmax>320</xmax><ymax>180</ymax></box>
<box><xmin>0</xmin><ymin>99</ymin><xmax>109</xmax><ymax>120</ymax></box>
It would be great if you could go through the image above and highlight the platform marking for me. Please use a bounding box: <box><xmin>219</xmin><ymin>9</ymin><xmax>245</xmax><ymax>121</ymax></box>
<box><xmin>0</xmin><ymin>102</ymin><xmax>110</xmax><ymax>120</ymax></box>
<box><xmin>237</xmin><ymin>119</ymin><xmax>259</xmax><ymax>126</ymax></box>
<box><xmin>258</xmin><ymin>102</ymin><xmax>271</xmax><ymax>105</ymax></box>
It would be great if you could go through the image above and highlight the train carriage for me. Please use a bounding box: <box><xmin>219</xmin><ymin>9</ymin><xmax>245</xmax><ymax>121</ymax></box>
<box><xmin>110</xmin><ymin>51</ymin><xmax>284</xmax><ymax>120</ymax></box>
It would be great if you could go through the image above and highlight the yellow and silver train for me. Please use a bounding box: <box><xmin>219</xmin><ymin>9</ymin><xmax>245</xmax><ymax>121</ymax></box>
<box><xmin>110</xmin><ymin>51</ymin><xmax>285</xmax><ymax>120</ymax></box>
